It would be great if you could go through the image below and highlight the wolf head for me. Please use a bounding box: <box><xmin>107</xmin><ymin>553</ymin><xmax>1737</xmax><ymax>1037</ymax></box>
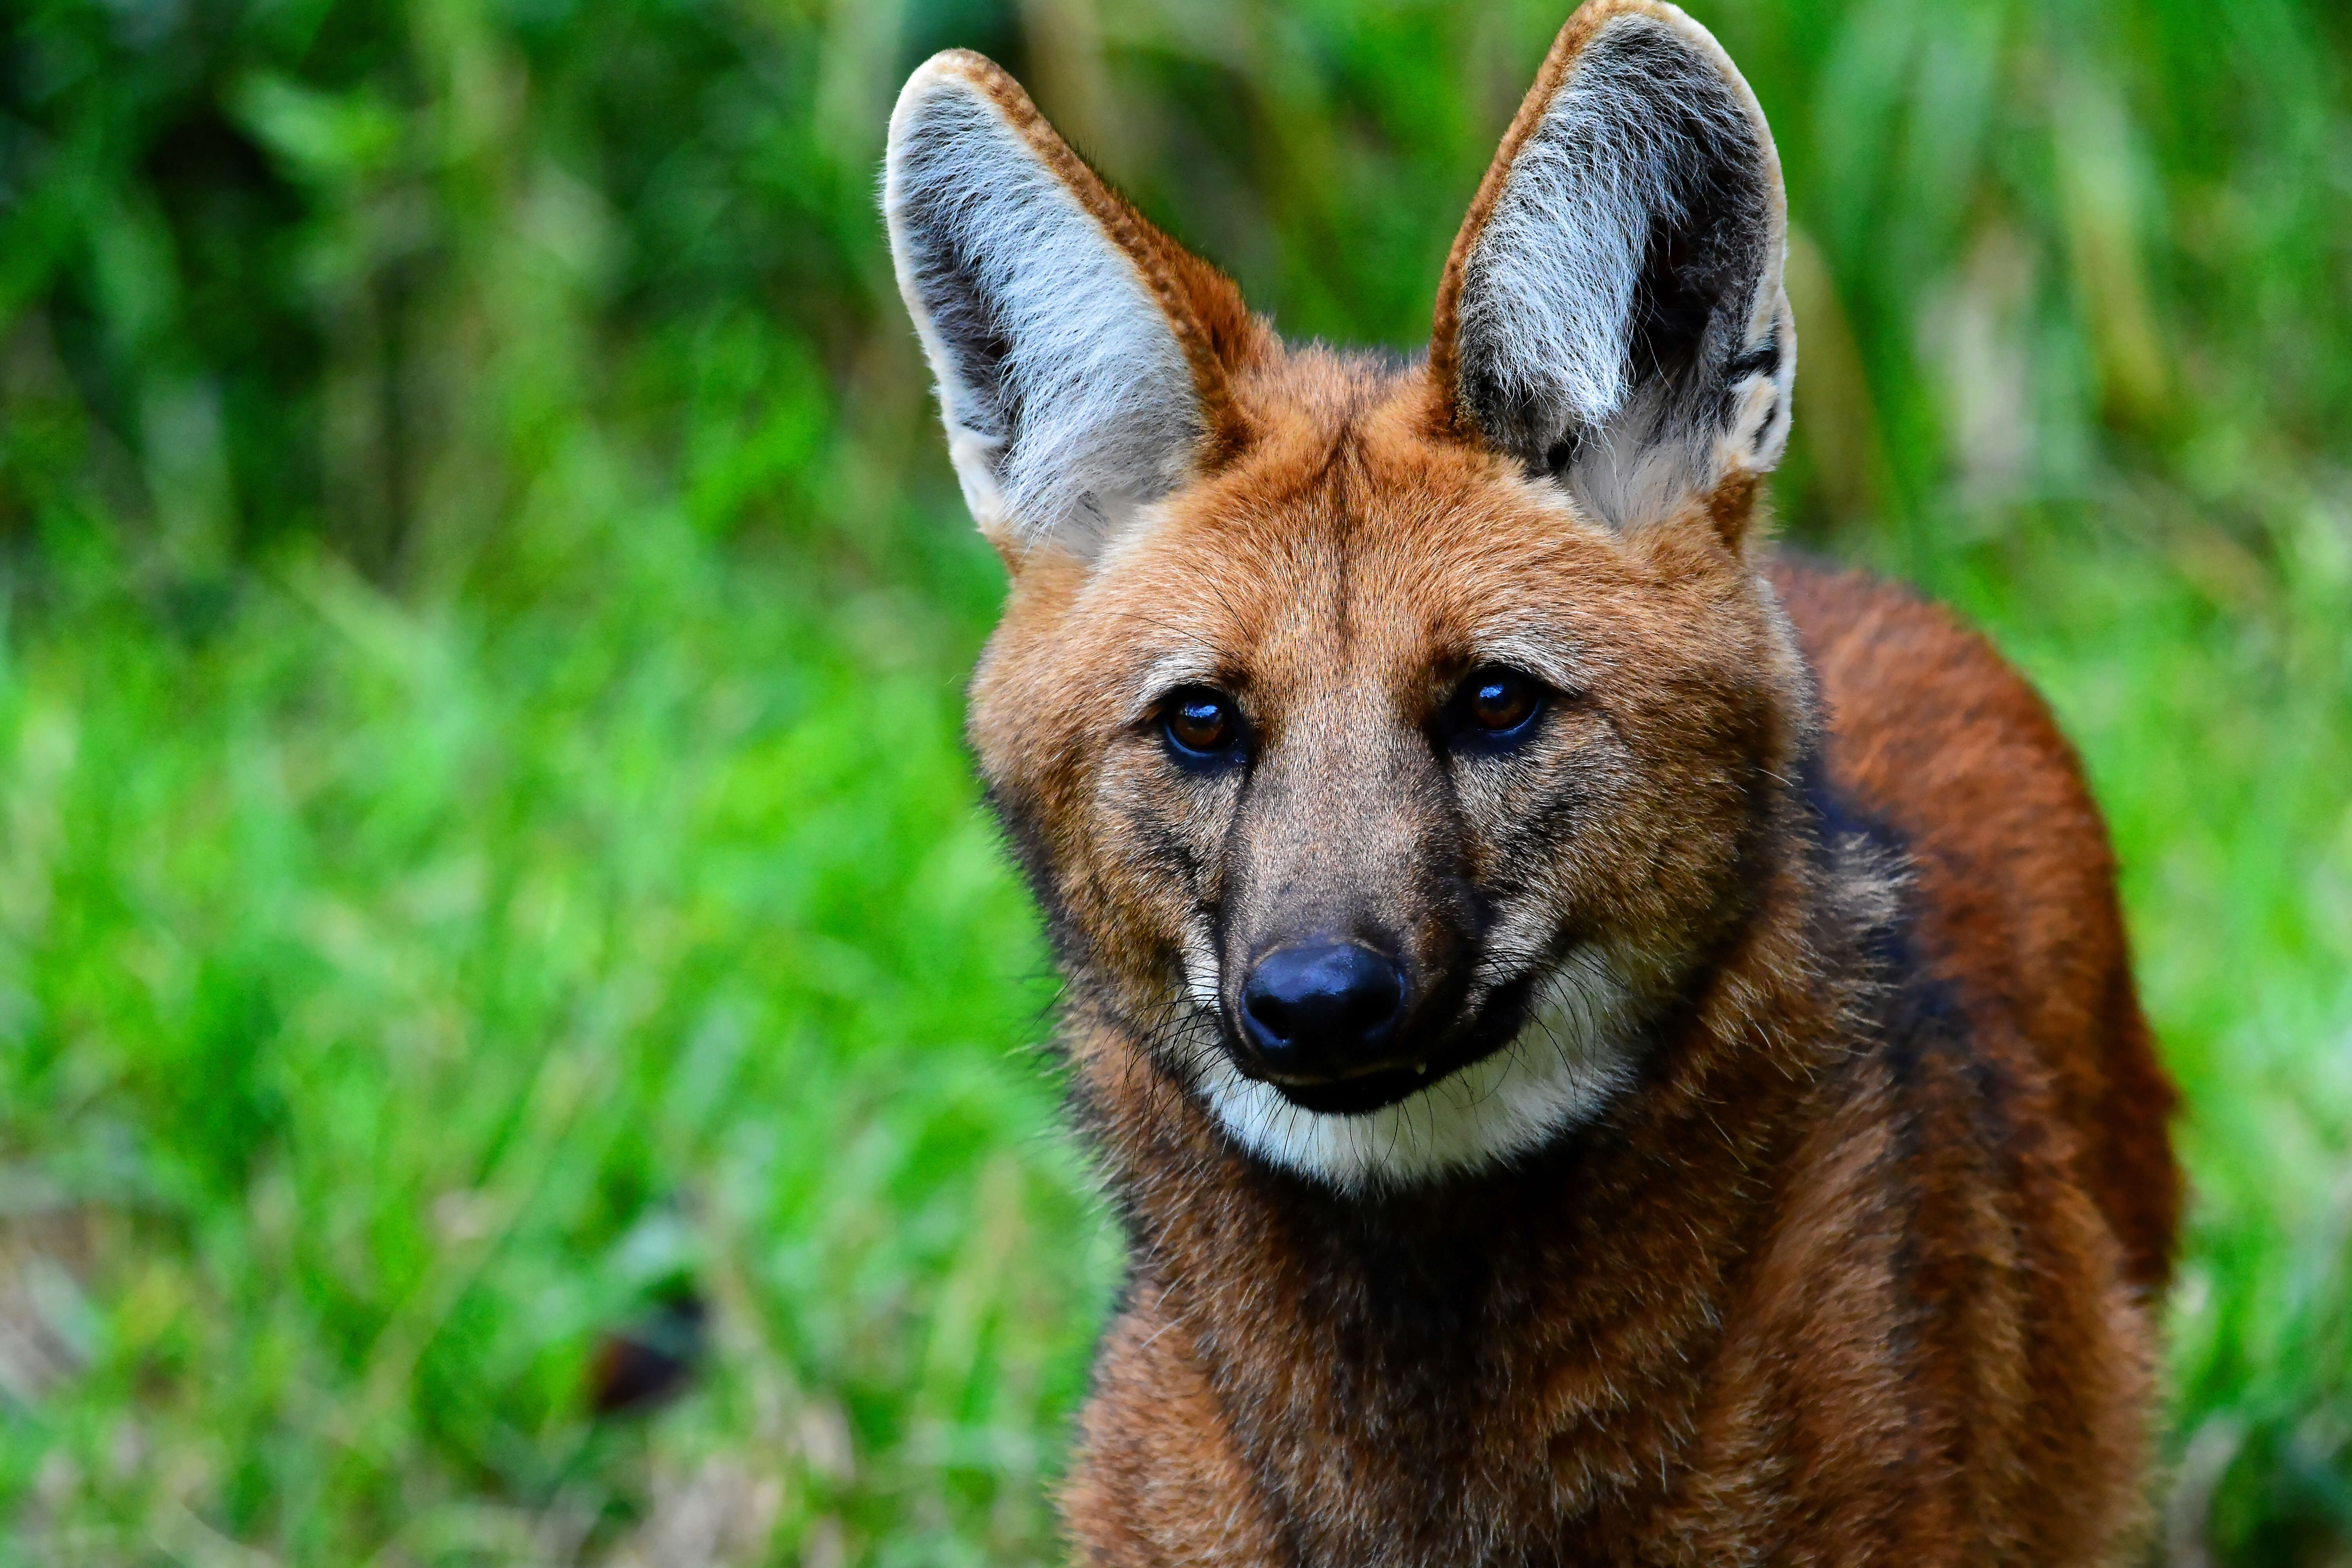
<box><xmin>886</xmin><ymin>0</ymin><xmax>1808</xmax><ymax>1191</ymax></box>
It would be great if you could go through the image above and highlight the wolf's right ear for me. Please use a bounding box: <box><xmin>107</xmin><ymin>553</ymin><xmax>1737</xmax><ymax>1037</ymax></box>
<box><xmin>886</xmin><ymin>52</ymin><xmax>1261</xmax><ymax>565</ymax></box>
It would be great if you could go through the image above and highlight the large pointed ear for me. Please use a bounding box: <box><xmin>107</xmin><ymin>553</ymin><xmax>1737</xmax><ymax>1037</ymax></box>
<box><xmin>885</xmin><ymin>51</ymin><xmax>1262</xmax><ymax>564</ymax></box>
<box><xmin>1431</xmin><ymin>0</ymin><xmax>1795</xmax><ymax>539</ymax></box>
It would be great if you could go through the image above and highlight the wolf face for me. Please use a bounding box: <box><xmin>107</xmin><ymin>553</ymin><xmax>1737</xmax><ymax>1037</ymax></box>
<box><xmin>886</xmin><ymin>0</ymin><xmax>1804</xmax><ymax>1190</ymax></box>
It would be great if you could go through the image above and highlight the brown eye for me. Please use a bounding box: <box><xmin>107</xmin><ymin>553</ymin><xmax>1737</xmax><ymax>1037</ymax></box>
<box><xmin>1163</xmin><ymin>688</ymin><xmax>1238</xmax><ymax>759</ymax></box>
<box><xmin>1459</xmin><ymin>667</ymin><xmax>1543</xmax><ymax>741</ymax></box>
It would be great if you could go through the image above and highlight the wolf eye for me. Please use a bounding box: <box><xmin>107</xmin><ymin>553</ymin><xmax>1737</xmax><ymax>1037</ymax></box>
<box><xmin>1452</xmin><ymin>666</ymin><xmax>1544</xmax><ymax>744</ymax></box>
<box><xmin>1162</xmin><ymin>687</ymin><xmax>1239</xmax><ymax>760</ymax></box>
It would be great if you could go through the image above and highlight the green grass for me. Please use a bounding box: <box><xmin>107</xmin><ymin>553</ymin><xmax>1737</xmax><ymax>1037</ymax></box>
<box><xmin>0</xmin><ymin>507</ymin><xmax>1122</xmax><ymax>1561</ymax></box>
<box><xmin>2</xmin><ymin>0</ymin><xmax>2350</xmax><ymax>1560</ymax></box>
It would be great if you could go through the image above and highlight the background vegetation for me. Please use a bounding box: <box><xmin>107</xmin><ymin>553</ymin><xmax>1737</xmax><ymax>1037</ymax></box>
<box><xmin>0</xmin><ymin>0</ymin><xmax>2347</xmax><ymax>1561</ymax></box>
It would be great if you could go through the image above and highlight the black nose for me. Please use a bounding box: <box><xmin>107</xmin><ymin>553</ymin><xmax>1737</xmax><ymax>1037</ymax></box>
<box><xmin>1238</xmin><ymin>943</ymin><xmax>1408</xmax><ymax>1083</ymax></box>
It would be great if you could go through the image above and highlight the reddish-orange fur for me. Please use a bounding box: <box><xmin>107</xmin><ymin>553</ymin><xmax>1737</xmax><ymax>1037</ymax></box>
<box><xmin>1774</xmin><ymin>566</ymin><xmax>2181</xmax><ymax>1298</ymax></box>
<box><xmin>894</xmin><ymin>5</ymin><xmax>2178</xmax><ymax>1562</ymax></box>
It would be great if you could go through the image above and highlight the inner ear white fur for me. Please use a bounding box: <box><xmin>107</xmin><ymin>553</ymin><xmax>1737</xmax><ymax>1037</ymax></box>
<box><xmin>1454</xmin><ymin>9</ymin><xmax>1797</xmax><ymax>527</ymax></box>
<box><xmin>885</xmin><ymin>59</ymin><xmax>1203</xmax><ymax>558</ymax></box>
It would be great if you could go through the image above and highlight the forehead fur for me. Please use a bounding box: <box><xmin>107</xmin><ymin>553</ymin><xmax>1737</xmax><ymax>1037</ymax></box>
<box><xmin>974</xmin><ymin>350</ymin><xmax>1778</xmax><ymax>751</ymax></box>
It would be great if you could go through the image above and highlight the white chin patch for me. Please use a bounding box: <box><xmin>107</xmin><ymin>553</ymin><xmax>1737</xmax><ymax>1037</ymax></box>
<box><xmin>1189</xmin><ymin>947</ymin><xmax>1644</xmax><ymax>1191</ymax></box>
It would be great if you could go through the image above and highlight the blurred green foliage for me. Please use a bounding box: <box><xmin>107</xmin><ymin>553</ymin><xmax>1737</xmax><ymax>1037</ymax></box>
<box><xmin>0</xmin><ymin>0</ymin><xmax>2348</xmax><ymax>1561</ymax></box>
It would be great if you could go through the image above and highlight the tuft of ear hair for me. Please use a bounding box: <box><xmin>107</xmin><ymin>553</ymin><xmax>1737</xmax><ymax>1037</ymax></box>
<box><xmin>884</xmin><ymin>53</ymin><xmax>1261</xmax><ymax>564</ymax></box>
<box><xmin>1432</xmin><ymin>0</ymin><xmax>1796</xmax><ymax>539</ymax></box>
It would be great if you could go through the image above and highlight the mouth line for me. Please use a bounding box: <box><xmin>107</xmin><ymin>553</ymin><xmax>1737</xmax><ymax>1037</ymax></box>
<box><xmin>1247</xmin><ymin>973</ymin><xmax>1541</xmax><ymax>1116</ymax></box>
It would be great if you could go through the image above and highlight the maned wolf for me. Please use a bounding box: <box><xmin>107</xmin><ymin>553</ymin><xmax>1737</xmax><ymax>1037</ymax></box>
<box><xmin>884</xmin><ymin>2</ymin><xmax>2180</xmax><ymax>1561</ymax></box>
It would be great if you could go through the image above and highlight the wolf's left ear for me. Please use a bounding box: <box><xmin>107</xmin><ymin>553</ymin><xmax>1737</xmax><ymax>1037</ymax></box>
<box><xmin>886</xmin><ymin>52</ymin><xmax>1262</xmax><ymax>565</ymax></box>
<box><xmin>1431</xmin><ymin>0</ymin><xmax>1795</xmax><ymax>539</ymax></box>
